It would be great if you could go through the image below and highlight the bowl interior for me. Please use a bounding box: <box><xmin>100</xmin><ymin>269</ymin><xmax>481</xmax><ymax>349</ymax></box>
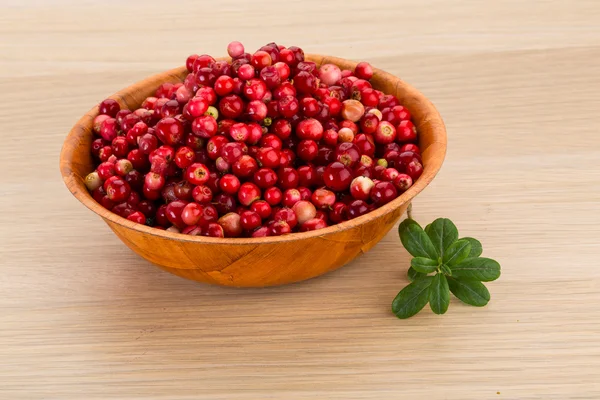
<box><xmin>60</xmin><ymin>54</ymin><xmax>446</xmax><ymax>244</ymax></box>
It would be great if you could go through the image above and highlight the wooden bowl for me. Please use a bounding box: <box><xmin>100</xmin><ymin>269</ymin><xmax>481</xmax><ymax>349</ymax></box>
<box><xmin>60</xmin><ymin>55</ymin><xmax>447</xmax><ymax>287</ymax></box>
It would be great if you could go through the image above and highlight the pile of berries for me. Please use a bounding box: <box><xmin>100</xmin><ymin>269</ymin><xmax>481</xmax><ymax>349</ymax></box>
<box><xmin>85</xmin><ymin>42</ymin><xmax>423</xmax><ymax>238</ymax></box>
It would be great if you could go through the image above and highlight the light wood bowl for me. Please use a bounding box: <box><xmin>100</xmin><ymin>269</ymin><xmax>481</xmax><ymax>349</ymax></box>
<box><xmin>60</xmin><ymin>54</ymin><xmax>447</xmax><ymax>287</ymax></box>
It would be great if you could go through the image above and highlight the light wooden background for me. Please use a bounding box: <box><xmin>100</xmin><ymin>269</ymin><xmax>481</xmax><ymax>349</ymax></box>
<box><xmin>1</xmin><ymin>0</ymin><xmax>600</xmax><ymax>399</ymax></box>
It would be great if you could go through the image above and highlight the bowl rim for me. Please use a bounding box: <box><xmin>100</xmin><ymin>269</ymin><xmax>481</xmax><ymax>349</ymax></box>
<box><xmin>60</xmin><ymin>54</ymin><xmax>447</xmax><ymax>245</ymax></box>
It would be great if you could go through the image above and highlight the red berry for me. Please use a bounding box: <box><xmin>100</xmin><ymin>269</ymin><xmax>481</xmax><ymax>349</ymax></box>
<box><xmin>174</xmin><ymin>146</ymin><xmax>195</xmax><ymax>169</ymax></box>
<box><xmin>114</xmin><ymin>159</ymin><xmax>133</xmax><ymax>177</ymax></box>
<box><xmin>355</xmin><ymin>62</ymin><xmax>373</xmax><ymax>80</ymax></box>
<box><xmin>277</xmin><ymin>95</ymin><xmax>299</xmax><ymax>118</ymax></box>
<box><xmin>220</xmin><ymin>142</ymin><xmax>246</xmax><ymax>163</ymax></box>
<box><xmin>318</xmin><ymin>63</ymin><xmax>342</xmax><ymax>86</ymax></box>
<box><xmin>105</xmin><ymin>177</ymin><xmax>131</xmax><ymax>202</ymax></box>
<box><xmin>370</xmin><ymin>181</ymin><xmax>398</xmax><ymax>206</ymax></box>
<box><xmin>393</xmin><ymin>173</ymin><xmax>413</xmax><ymax>192</ymax></box>
<box><xmin>251</xmin><ymin>51</ymin><xmax>272</xmax><ymax>70</ymax></box>
<box><xmin>259</xmin><ymin>134</ymin><xmax>282</xmax><ymax>151</ymax></box>
<box><xmin>278</xmin><ymin>167</ymin><xmax>299</xmax><ymax>189</ymax></box>
<box><xmin>99</xmin><ymin>98</ymin><xmax>120</xmax><ymax>117</ymax></box>
<box><xmin>237</xmin><ymin>63</ymin><xmax>255</xmax><ymax>80</ymax></box>
<box><xmin>264</xmin><ymin>186</ymin><xmax>283</xmax><ymax>205</ymax></box>
<box><xmin>237</xmin><ymin>182</ymin><xmax>261</xmax><ymax>207</ymax></box>
<box><xmin>400</xmin><ymin>143</ymin><xmax>420</xmax><ymax>154</ymax></box>
<box><xmin>323</xmin><ymin>162</ymin><xmax>353</xmax><ymax>192</ymax></box>
<box><xmin>99</xmin><ymin>118</ymin><xmax>118</xmax><ymax>142</ymax></box>
<box><xmin>217</xmin><ymin>212</ymin><xmax>242</xmax><ymax>237</ymax></box>
<box><xmin>155</xmin><ymin>117</ymin><xmax>184</xmax><ymax>145</ymax></box>
<box><xmin>397</xmin><ymin>120</ymin><xmax>417</xmax><ymax>142</ymax></box>
<box><xmin>246</xmin><ymin>100</ymin><xmax>268</xmax><ymax>121</ymax></box>
<box><xmin>297</xmin><ymin>165</ymin><xmax>316</xmax><ymax>187</ymax></box>
<box><xmin>227</xmin><ymin>41</ymin><xmax>245</xmax><ymax>58</ymax></box>
<box><xmin>293</xmin><ymin>71</ymin><xmax>318</xmax><ymax>94</ymax></box>
<box><xmin>191</xmin><ymin>115</ymin><xmax>218</xmax><ymax>138</ymax></box>
<box><xmin>181</xmin><ymin>203</ymin><xmax>203</xmax><ymax>226</ymax></box>
<box><xmin>406</xmin><ymin>160</ymin><xmax>424</xmax><ymax>181</ymax></box>
<box><xmin>297</xmin><ymin>139</ymin><xmax>319</xmax><ymax>161</ymax></box>
<box><xmin>250</xmin><ymin>200</ymin><xmax>272</xmax><ymax>219</ymax></box>
<box><xmin>214</xmin><ymin>75</ymin><xmax>235</xmax><ymax>96</ymax></box>
<box><xmin>269</xmin><ymin>220</ymin><xmax>291</xmax><ymax>236</ymax></box>
<box><xmin>204</xmin><ymin>223</ymin><xmax>225</xmax><ymax>238</ymax></box>
<box><xmin>382</xmin><ymin>167</ymin><xmax>400</xmax><ymax>182</ymax></box>
<box><xmin>272</xmin><ymin>119</ymin><xmax>292</xmax><ymax>139</ymax></box>
<box><xmin>219</xmin><ymin>174</ymin><xmax>241</xmax><ymax>194</ymax></box>
<box><xmin>126</xmin><ymin>210</ymin><xmax>146</xmax><ymax>225</ymax></box>
<box><xmin>296</xmin><ymin>118</ymin><xmax>323</xmax><ymax>140</ymax></box>
<box><xmin>273</xmin><ymin>208</ymin><xmax>298</xmax><ymax>229</ymax></box>
<box><xmin>335</xmin><ymin>142</ymin><xmax>361</xmax><ymax>167</ymax></box>
<box><xmin>165</xmin><ymin>200</ymin><xmax>188</xmax><ymax>228</ymax></box>
<box><xmin>243</xmin><ymin>78</ymin><xmax>267</xmax><ymax>101</ymax></box>
<box><xmin>300</xmin><ymin>218</ymin><xmax>328</xmax><ymax>232</ymax></box>
<box><xmin>240</xmin><ymin>210</ymin><xmax>262</xmax><ymax>231</ymax></box>
<box><xmin>185</xmin><ymin>163</ymin><xmax>210</xmax><ymax>185</ymax></box>
<box><xmin>311</xmin><ymin>188</ymin><xmax>336</xmax><ymax>209</ymax></box>
<box><xmin>219</xmin><ymin>94</ymin><xmax>244</xmax><ymax>119</ymax></box>
<box><xmin>283</xmin><ymin>188</ymin><xmax>302</xmax><ymax>208</ymax></box>
<box><xmin>329</xmin><ymin>202</ymin><xmax>348</xmax><ymax>223</ymax></box>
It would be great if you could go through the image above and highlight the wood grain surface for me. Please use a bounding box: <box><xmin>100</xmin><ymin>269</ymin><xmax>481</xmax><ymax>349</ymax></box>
<box><xmin>1</xmin><ymin>0</ymin><xmax>600</xmax><ymax>398</ymax></box>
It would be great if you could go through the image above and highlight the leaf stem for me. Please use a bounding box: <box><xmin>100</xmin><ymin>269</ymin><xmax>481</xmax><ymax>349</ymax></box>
<box><xmin>407</xmin><ymin>202</ymin><xmax>413</xmax><ymax>220</ymax></box>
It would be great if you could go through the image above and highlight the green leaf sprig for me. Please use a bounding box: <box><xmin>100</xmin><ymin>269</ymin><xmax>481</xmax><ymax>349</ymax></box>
<box><xmin>392</xmin><ymin>218</ymin><xmax>501</xmax><ymax>319</ymax></box>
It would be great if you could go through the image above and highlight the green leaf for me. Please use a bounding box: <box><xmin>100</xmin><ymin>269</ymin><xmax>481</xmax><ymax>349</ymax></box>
<box><xmin>447</xmin><ymin>277</ymin><xmax>490</xmax><ymax>306</ymax></box>
<box><xmin>450</xmin><ymin>257</ymin><xmax>501</xmax><ymax>282</ymax></box>
<box><xmin>425</xmin><ymin>218</ymin><xmax>459</xmax><ymax>257</ymax></box>
<box><xmin>461</xmin><ymin>237</ymin><xmax>483</xmax><ymax>258</ymax></box>
<box><xmin>442</xmin><ymin>239</ymin><xmax>472</xmax><ymax>266</ymax></box>
<box><xmin>392</xmin><ymin>276</ymin><xmax>434</xmax><ymax>319</ymax></box>
<box><xmin>429</xmin><ymin>274</ymin><xmax>450</xmax><ymax>314</ymax></box>
<box><xmin>398</xmin><ymin>219</ymin><xmax>439</xmax><ymax>260</ymax></box>
<box><xmin>407</xmin><ymin>267</ymin><xmax>426</xmax><ymax>282</ymax></box>
<box><xmin>440</xmin><ymin>264</ymin><xmax>452</xmax><ymax>276</ymax></box>
<box><xmin>410</xmin><ymin>257</ymin><xmax>439</xmax><ymax>274</ymax></box>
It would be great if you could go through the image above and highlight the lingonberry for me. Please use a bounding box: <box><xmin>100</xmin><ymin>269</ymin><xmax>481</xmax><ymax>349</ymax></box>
<box><xmin>227</xmin><ymin>41</ymin><xmax>245</xmax><ymax>58</ymax></box>
<box><xmin>318</xmin><ymin>64</ymin><xmax>342</xmax><ymax>86</ymax></box>
<box><xmin>323</xmin><ymin>162</ymin><xmax>353</xmax><ymax>192</ymax></box>
<box><xmin>296</xmin><ymin>165</ymin><xmax>315</xmax><ymax>187</ymax></box>
<box><xmin>311</xmin><ymin>188</ymin><xmax>336</xmax><ymax>209</ymax></box>
<box><xmin>195</xmin><ymin>86</ymin><xmax>217</xmax><ymax>106</ymax></box>
<box><xmin>181</xmin><ymin>202</ymin><xmax>203</xmax><ymax>226</ymax></box>
<box><xmin>137</xmin><ymin>200</ymin><xmax>156</xmax><ymax>218</ymax></box>
<box><xmin>297</xmin><ymin>139</ymin><xmax>318</xmax><ymax>162</ymax></box>
<box><xmin>293</xmin><ymin>71</ymin><xmax>318</xmax><ymax>94</ymax></box>
<box><xmin>360</xmin><ymin>113</ymin><xmax>379</xmax><ymax>135</ymax></box>
<box><xmin>237</xmin><ymin>63</ymin><xmax>255</xmax><ymax>80</ymax></box>
<box><xmin>273</xmin><ymin>208</ymin><xmax>298</xmax><ymax>229</ymax></box>
<box><xmin>219</xmin><ymin>174</ymin><xmax>241</xmax><ymax>194</ymax></box>
<box><xmin>248</xmin><ymin>200</ymin><xmax>271</xmax><ymax>220</ymax></box>
<box><xmin>335</xmin><ymin>142</ymin><xmax>361</xmax><ymax>167</ymax></box>
<box><xmin>354</xmin><ymin>62</ymin><xmax>373</xmax><ymax>80</ymax></box>
<box><xmin>329</xmin><ymin>202</ymin><xmax>348</xmax><ymax>223</ymax></box>
<box><xmin>347</xmin><ymin>199</ymin><xmax>369</xmax><ymax>219</ymax></box>
<box><xmin>85</xmin><ymin>172</ymin><xmax>103</xmax><ymax>191</ymax></box>
<box><xmin>405</xmin><ymin>160</ymin><xmax>424</xmax><ymax>181</ymax></box>
<box><xmin>301</xmin><ymin>97</ymin><xmax>319</xmax><ymax>117</ymax></box>
<box><xmin>264</xmin><ymin>186</ymin><xmax>283</xmax><ymax>205</ymax></box>
<box><xmin>272</xmin><ymin>119</ymin><xmax>292</xmax><ymax>139</ymax></box>
<box><xmin>114</xmin><ymin>159</ymin><xmax>133</xmax><ymax>177</ymax></box>
<box><xmin>231</xmin><ymin>155</ymin><xmax>257</xmax><ymax>178</ymax></box>
<box><xmin>296</xmin><ymin>118</ymin><xmax>323</xmax><ymax>141</ymax></box>
<box><xmin>192</xmin><ymin>185</ymin><xmax>213</xmax><ymax>203</ymax></box>
<box><xmin>277</xmin><ymin>95</ymin><xmax>299</xmax><ymax>118</ymax></box>
<box><xmin>400</xmin><ymin>143</ymin><xmax>420</xmax><ymax>154</ymax></box>
<box><xmin>219</xmin><ymin>94</ymin><xmax>245</xmax><ymax>119</ymax></box>
<box><xmin>378</xmin><ymin>94</ymin><xmax>399</xmax><ymax>110</ymax></box>
<box><xmin>282</xmin><ymin>188</ymin><xmax>302</xmax><ymax>208</ymax></box>
<box><xmin>259</xmin><ymin>134</ymin><xmax>282</xmax><ymax>151</ymax></box>
<box><xmin>238</xmin><ymin>182</ymin><xmax>261</xmax><ymax>207</ymax></box>
<box><xmin>97</xmin><ymin>162</ymin><xmax>115</xmax><ymax>181</ymax></box>
<box><xmin>350</xmin><ymin>176</ymin><xmax>375</xmax><ymax>200</ymax></box>
<box><xmin>269</xmin><ymin>220</ymin><xmax>291</xmax><ymax>236</ymax></box>
<box><xmin>371</xmin><ymin>182</ymin><xmax>397</xmax><ymax>207</ymax></box>
<box><xmin>252</xmin><ymin>167</ymin><xmax>277</xmax><ymax>189</ymax></box>
<box><xmin>240</xmin><ymin>210</ymin><xmax>262</xmax><ymax>231</ymax></box>
<box><xmin>173</xmin><ymin>180</ymin><xmax>194</xmax><ymax>201</ymax></box>
<box><xmin>99</xmin><ymin>98</ymin><xmax>120</xmax><ymax>117</ymax></box>
<box><xmin>259</xmin><ymin>66</ymin><xmax>281</xmax><ymax>89</ymax></box>
<box><xmin>220</xmin><ymin>142</ymin><xmax>246</xmax><ymax>163</ymax></box>
<box><xmin>165</xmin><ymin>200</ymin><xmax>188</xmax><ymax>228</ymax></box>
<box><xmin>291</xmin><ymin>200</ymin><xmax>317</xmax><ymax>225</ymax></box>
<box><xmin>99</xmin><ymin>117</ymin><xmax>118</xmax><ymax>142</ymax></box>
<box><xmin>382</xmin><ymin>168</ymin><xmax>400</xmax><ymax>182</ymax></box>
<box><xmin>243</xmin><ymin>78</ymin><xmax>267</xmax><ymax>101</ymax></box>
<box><xmin>203</xmin><ymin>223</ymin><xmax>224</xmax><ymax>238</ymax></box>
<box><xmin>207</xmin><ymin>136</ymin><xmax>229</xmax><ymax>160</ymax></box>
<box><xmin>155</xmin><ymin>117</ymin><xmax>184</xmax><ymax>145</ymax></box>
<box><xmin>229</xmin><ymin>123</ymin><xmax>250</xmax><ymax>142</ymax></box>
<box><xmin>300</xmin><ymin>218</ymin><xmax>328</xmax><ymax>232</ymax></box>
<box><xmin>174</xmin><ymin>146</ymin><xmax>195</xmax><ymax>169</ymax></box>
<box><xmin>251</xmin><ymin>51</ymin><xmax>272</xmax><ymax>70</ymax></box>
<box><xmin>274</xmin><ymin>62</ymin><xmax>291</xmax><ymax>80</ymax></box>
<box><xmin>341</xmin><ymin>100</ymin><xmax>365</xmax><ymax>122</ymax></box>
<box><xmin>396</xmin><ymin>120</ymin><xmax>417</xmax><ymax>142</ymax></box>
<box><xmin>124</xmin><ymin>170</ymin><xmax>143</xmax><ymax>192</ymax></box>
<box><xmin>185</xmin><ymin>163</ymin><xmax>210</xmax><ymax>185</ymax></box>
<box><xmin>111</xmin><ymin>137</ymin><xmax>129</xmax><ymax>158</ymax></box>
<box><xmin>323</xmin><ymin>96</ymin><xmax>342</xmax><ymax>117</ymax></box>
<box><xmin>393</xmin><ymin>173</ymin><xmax>413</xmax><ymax>192</ymax></box>
<box><xmin>144</xmin><ymin>172</ymin><xmax>165</xmax><ymax>191</ymax></box>
<box><xmin>278</xmin><ymin>167</ymin><xmax>299</xmax><ymax>189</ymax></box>
<box><xmin>245</xmin><ymin>100</ymin><xmax>267</xmax><ymax>122</ymax></box>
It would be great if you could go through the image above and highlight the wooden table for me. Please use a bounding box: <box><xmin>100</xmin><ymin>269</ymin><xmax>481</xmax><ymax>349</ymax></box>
<box><xmin>2</xmin><ymin>1</ymin><xmax>599</xmax><ymax>398</ymax></box>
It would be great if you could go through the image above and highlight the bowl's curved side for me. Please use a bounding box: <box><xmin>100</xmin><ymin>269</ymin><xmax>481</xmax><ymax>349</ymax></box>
<box><xmin>105</xmin><ymin>201</ymin><xmax>408</xmax><ymax>287</ymax></box>
<box><xmin>59</xmin><ymin>53</ymin><xmax>446</xmax><ymax>287</ymax></box>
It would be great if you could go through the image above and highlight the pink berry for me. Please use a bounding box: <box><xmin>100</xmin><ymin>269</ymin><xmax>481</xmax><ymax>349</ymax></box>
<box><xmin>227</xmin><ymin>41</ymin><xmax>245</xmax><ymax>58</ymax></box>
<box><xmin>350</xmin><ymin>176</ymin><xmax>375</xmax><ymax>200</ymax></box>
<box><xmin>292</xmin><ymin>200</ymin><xmax>317</xmax><ymax>225</ymax></box>
<box><xmin>341</xmin><ymin>100</ymin><xmax>365</xmax><ymax>122</ymax></box>
<box><xmin>269</xmin><ymin>220</ymin><xmax>291</xmax><ymax>236</ymax></box>
<box><xmin>318</xmin><ymin>64</ymin><xmax>342</xmax><ymax>86</ymax></box>
<box><xmin>337</xmin><ymin>127</ymin><xmax>355</xmax><ymax>143</ymax></box>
